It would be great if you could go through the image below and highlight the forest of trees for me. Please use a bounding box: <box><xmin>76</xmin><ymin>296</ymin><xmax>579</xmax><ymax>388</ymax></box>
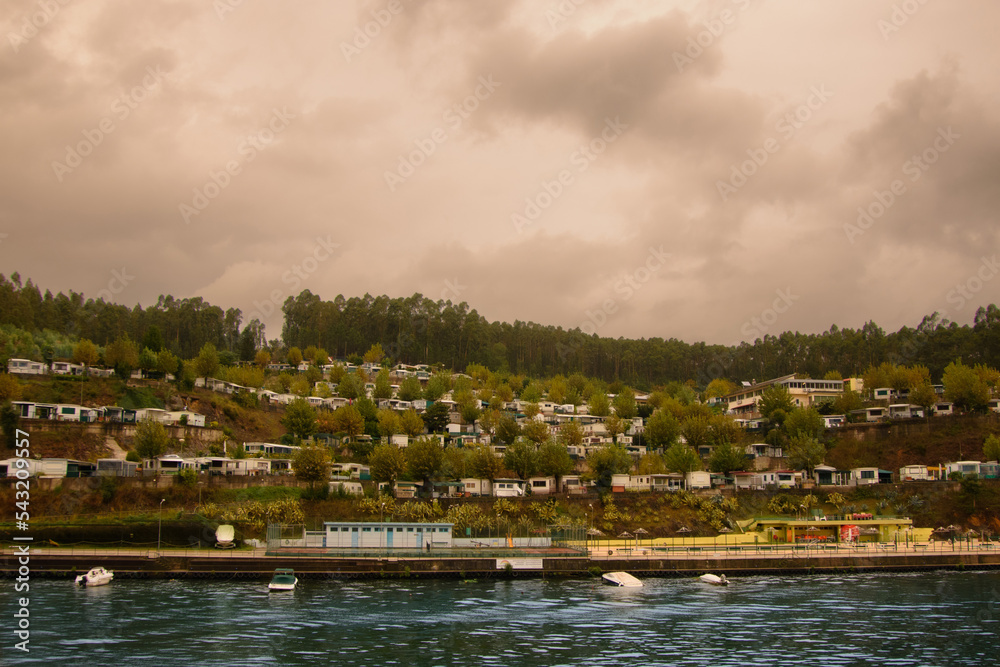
<box><xmin>2</xmin><ymin>272</ymin><xmax>1000</xmax><ymax>389</ymax></box>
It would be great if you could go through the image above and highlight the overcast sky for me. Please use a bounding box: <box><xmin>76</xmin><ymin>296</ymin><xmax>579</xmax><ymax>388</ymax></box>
<box><xmin>4</xmin><ymin>0</ymin><xmax>999</xmax><ymax>346</ymax></box>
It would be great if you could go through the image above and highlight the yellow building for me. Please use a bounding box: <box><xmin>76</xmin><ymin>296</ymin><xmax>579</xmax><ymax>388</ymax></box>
<box><xmin>753</xmin><ymin>516</ymin><xmax>914</xmax><ymax>544</ymax></box>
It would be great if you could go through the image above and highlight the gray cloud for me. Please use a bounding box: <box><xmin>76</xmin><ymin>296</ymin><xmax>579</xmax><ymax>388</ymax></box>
<box><xmin>2</xmin><ymin>0</ymin><xmax>999</xmax><ymax>347</ymax></box>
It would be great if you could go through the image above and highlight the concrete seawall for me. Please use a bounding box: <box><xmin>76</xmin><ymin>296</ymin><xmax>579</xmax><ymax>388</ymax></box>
<box><xmin>4</xmin><ymin>548</ymin><xmax>999</xmax><ymax>580</ymax></box>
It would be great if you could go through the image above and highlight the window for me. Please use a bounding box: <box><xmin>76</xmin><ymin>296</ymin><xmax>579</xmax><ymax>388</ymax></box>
<box><xmin>439</xmin><ymin>528</ymin><xmax>447</xmax><ymax>533</ymax></box>
<box><xmin>407</xmin><ymin>527</ymin><xmax>413</xmax><ymax>532</ymax></box>
<box><xmin>861</xmin><ymin>470</ymin><xmax>875</xmax><ymax>479</ymax></box>
<box><xmin>363</xmin><ymin>528</ymin><xmax>371</xmax><ymax>532</ymax></box>
<box><xmin>374</xmin><ymin>527</ymin><xmax>381</xmax><ymax>532</ymax></box>
<box><xmin>396</xmin><ymin>527</ymin><xmax>403</xmax><ymax>532</ymax></box>
<box><xmin>352</xmin><ymin>527</ymin><xmax>358</xmax><ymax>532</ymax></box>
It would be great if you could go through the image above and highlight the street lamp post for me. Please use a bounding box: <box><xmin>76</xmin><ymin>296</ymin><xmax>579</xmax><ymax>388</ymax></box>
<box><xmin>157</xmin><ymin>498</ymin><xmax>166</xmax><ymax>556</ymax></box>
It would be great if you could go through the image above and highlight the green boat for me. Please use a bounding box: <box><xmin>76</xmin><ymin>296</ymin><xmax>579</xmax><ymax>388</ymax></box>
<box><xmin>268</xmin><ymin>568</ymin><xmax>297</xmax><ymax>592</ymax></box>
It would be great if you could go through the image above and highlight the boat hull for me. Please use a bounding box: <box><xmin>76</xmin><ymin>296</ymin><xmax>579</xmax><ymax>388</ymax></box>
<box><xmin>699</xmin><ymin>574</ymin><xmax>728</xmax><ymax>586</ymax></box>
<box><xmin>75</xmin><ymin>567</ymin><xmax>114</xmax><ymax>587</ymax></box>
<box><xmin>602</xmin><ymin>572</ymin><xmax>643</xmax><ymax>587</ymax></box>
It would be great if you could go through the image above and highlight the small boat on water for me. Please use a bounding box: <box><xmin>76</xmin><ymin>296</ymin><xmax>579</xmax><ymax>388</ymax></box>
<box><xmin>602</xmin><ymin>571</ymin><xmax>643</xmax><ymax>587</ymax></box>
<box><xmin>75</xmin><ymin>566</ymin><xmax>114</xmax><ymax>587</ymax></box>
<box><xmin>699</xmin><ymin>573</ymin><xmax>728</xmax><ymax>586</ymax></box>
<box><xmin>268</xmin><ymin>568</ymin><xmax>298</xmax><ymax>592</ymax></box>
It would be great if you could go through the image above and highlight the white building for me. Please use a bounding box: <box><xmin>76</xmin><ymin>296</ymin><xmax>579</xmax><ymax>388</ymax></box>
<box><xmin>322</xmin><ymin>521</ymin><xmax>453</xmax><ymax>549</ymax></box>
<box><xmin>7</xmin><ymin>358</ymin><xmax>47</xmax><ymax>375</ymax></box>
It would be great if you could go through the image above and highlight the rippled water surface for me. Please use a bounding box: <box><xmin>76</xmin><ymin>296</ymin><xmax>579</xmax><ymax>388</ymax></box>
<box><xmin>5</xmin><ymin>571</ymin><xmax>999</xmax><ymax>666</ymax></box>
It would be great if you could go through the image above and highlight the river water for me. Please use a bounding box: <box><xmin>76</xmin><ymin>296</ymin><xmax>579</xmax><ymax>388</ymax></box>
<box><xmin>4</xmin><ymin>571</ymin><xmax>998</xmax><ymax>666</ymax></box>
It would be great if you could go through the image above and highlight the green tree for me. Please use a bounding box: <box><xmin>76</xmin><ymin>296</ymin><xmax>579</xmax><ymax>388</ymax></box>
<box><xmin>0</xmin><ymin>374</ymin><xmax>21</xmax><ymax>403</ymax></box>
<box><xmin>589</xmin><ymin>391</ymin><xmax>611</xmax><ymax>417</ymax></box>
<box><xmin>142</xmin><ymin>325</ymin><xmax>164</xmax><ymax>353</ymax></box>
<box><xmin>557</xmin><ymin>420</ymin><xmax>584</xmax><ymax>448</ymax></box>
<box><xmin>424</xmin><ymin>372</ymin><xmax>450</xmax><ymax>400</ymax></box>
<box><xmin>520</xmin><ymin>381</ymin><xmax>543</xmax><ymax>403</ymax></box>
<box><xmin>138</xmin><ymin>347</ymin><xmax>158</xmax><ymax>374</ymax></box>
<box><xmin>833</xmin><ymin>389</ymin><xmax>864</xmax><ymax>415</ymax></box>
<box><xmin>536</xmin><ymin>441</ymin><xmax>575</xmax><ymax>477</ymax></box>
<box><xmin>194</xmin><ymin>342</ymin><xmax>220</xmax><ymax>380</ymax></box>
<box><xmin>604</xmin><ymin>413</ymin><xmax>625</xmax><ymax>444</ymax></box>
<box><xmin>943</xmin><ymin>360</ymin><xmax>991</xmax><ymax>411</ymax></box>
<box><xmin>333</xmin><ymin>404</ymin><xmax>364</xmax><ymax>439</ymax></box>
<box><xmin>547</xmin><ymin>375</ymin><xmax>568</xmax><ymax>405</ymax></box>
<box><xmin>705</xmin><ymin>378</ymin><xmax>736</xmax><ymax>400</ymax></box>
<box><xmin>908</xmin><ymin>382</ymin><xmax>937</xmax><ymax>418</ymax></box>
<box><xmin>157</xmin><ymin>349</ymin><xmax>179</xmax><ymax>376</ymax></box>
<box><xmin>637</xmin><ymin>452</ymin><xmax>667</xmax><ymax>474</ymax></box>
<box><xmin>522</xmin><ymin>419</ymin><xmax>550</xmax><ymax>446</ymax></box>
<box><xmin>282</xmin><ymin>398</ymin><xmax>317</xmax><ymax>440</ymax></box>
<box><xmin>459</xmin><ymin>400</ymin><xmax>481</xmax><ymax>427</ymax></box>
<box><xmin>104</xmin><ymin>335</ymin><xmax>139</xmax><ymax>379</ymax></box>
<box><xmin>612</xmin><ymin>387</ymin><xmax>637</xmax><ymax>420</ymax></box>
<box><xmin>423</xmin><ymin>402</ymin><xmax>450</xmax><ymax>433</ymax></box>
<box><xmin>495</xmin><ymin>414</ymin><xmax>521</xmax><ymax>445</ymax></box>
<box><xmin>680</xmin><ymin>415</ymin><xmax>711</xmax><ymax>451</ymax></box>
<box><xmin>255</xmin><ymin>349</ymin><xmax>271</xmax><ymax>368</ymax></box>
<box><xmin>286</xmin><ymin>347</ymin><xmax>303</xmax><ymax>367</ymax></box>
<box><xmin>784</xmin><ymin>407</ymin><xmax>823</xmax><ymax>440</ymax></box>
<box><xmin>398</xmin><ymin>376</ymin><xmax>423</xmax><ymax>401</ymax></box>
<box><xmin>377</xmin><ymin>408</ymin><xmax>402</xmax><ymax>441</ymax></box>
<box><xmin>133</xmin><ymin>418</ymin><xmax>170</xmax><ymax>459</ymax></box>
<box><xmin>469</xmin><ymin>443</ymin><xmax>504</xmax><ymax>480</ymax></box>
<box><xmin>406</xmin><ymin>436</ymin><xmax>445</xmax><ymax>492</ymax></box>
<box><xmin>72</xmin><ymin>339</ymin><xmax>99</xmax><ymax>367</ymax></box>
<box><xmin>363</xmin><ymin>343</ymin><xmax>385</xmax><ymax>365</ymax></box>
<box><xmin>662</xmin><ymin>441</ymin><xmax>700</xmax><ymax>474</ymax></box>
<box><xmin>369</xmin><ymin>443</ymin><xmax>406</xmax><ymax>488</ymax></box>
<box><xmin>786</xmin><ymin>435</ymin><xmax>826</xmax><ymax>475</ymax></box>
<box><xmin>707</xmin><ymin>440</ymin><xmax>747</xmax><ymax>474</ymax></box>
<box><xmin>983</xmin><ymin>434</ymin><xmax>1000</xmax><ymax>462</ymax></box>
<box><xmin>373</xmin><ymin>369</ymin><xmax>393</xmax><ymax>400</ymax></box>
<box><xmin>336</xmin><ymin>373</ymin><xmax>363</xmax><ymax>400</ymax></box>
<box><xmin>586</xmin><ymin>444</ymin><xmax>632</xmax><ymax>489</ymax></box>
<box><xmin>503</xmin><ymin>439</ymin><xmax>538</xmax><ymax>480</ymax></box>
<box><xmin>758</xmin><ymin>385</ymin><xmax>794</xmax><ymax>424</ymax></box>
<box><xmin>400</xmin><ymin>409</ymin><xmax>424</xmax><ymax>438</ymax></box>
<box><xmin>1</xmin><ymin>403</ymin><xmax>21</xmax><ymax>451</ymax></box>
<box><xmin>708</xmin><ymin>414</ymin><xmax>742</xmax><ymax>447</ymax></box>
<box><xmin>292</xmin><ymin>445</ymin><xmax>331</xmax><ymax>491</ymax></box>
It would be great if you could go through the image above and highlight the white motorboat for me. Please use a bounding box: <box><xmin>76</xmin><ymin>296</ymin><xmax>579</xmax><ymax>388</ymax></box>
<box><xmin>75</xmin><ymin>566</ymin><xmax>114</xmax><ymax>587</ymax></box>
<box><xmin>215</xmin><ymin>524</ymin><xmax>236</xmax><ymax>549</ymax></box>
<box><xmin>699</xmin><ymin>573</ymin><xmax>729</xmax><ymax>586</ymax></box>
<box><xmin>602</xmin><ymin>571</ymin><xmax>643</xmax><ymax>587</ymax></box>
<box><xmin>268</xmin><ymin>568</ymin><xmax>298</xmax><ymax>592</ymax></box>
